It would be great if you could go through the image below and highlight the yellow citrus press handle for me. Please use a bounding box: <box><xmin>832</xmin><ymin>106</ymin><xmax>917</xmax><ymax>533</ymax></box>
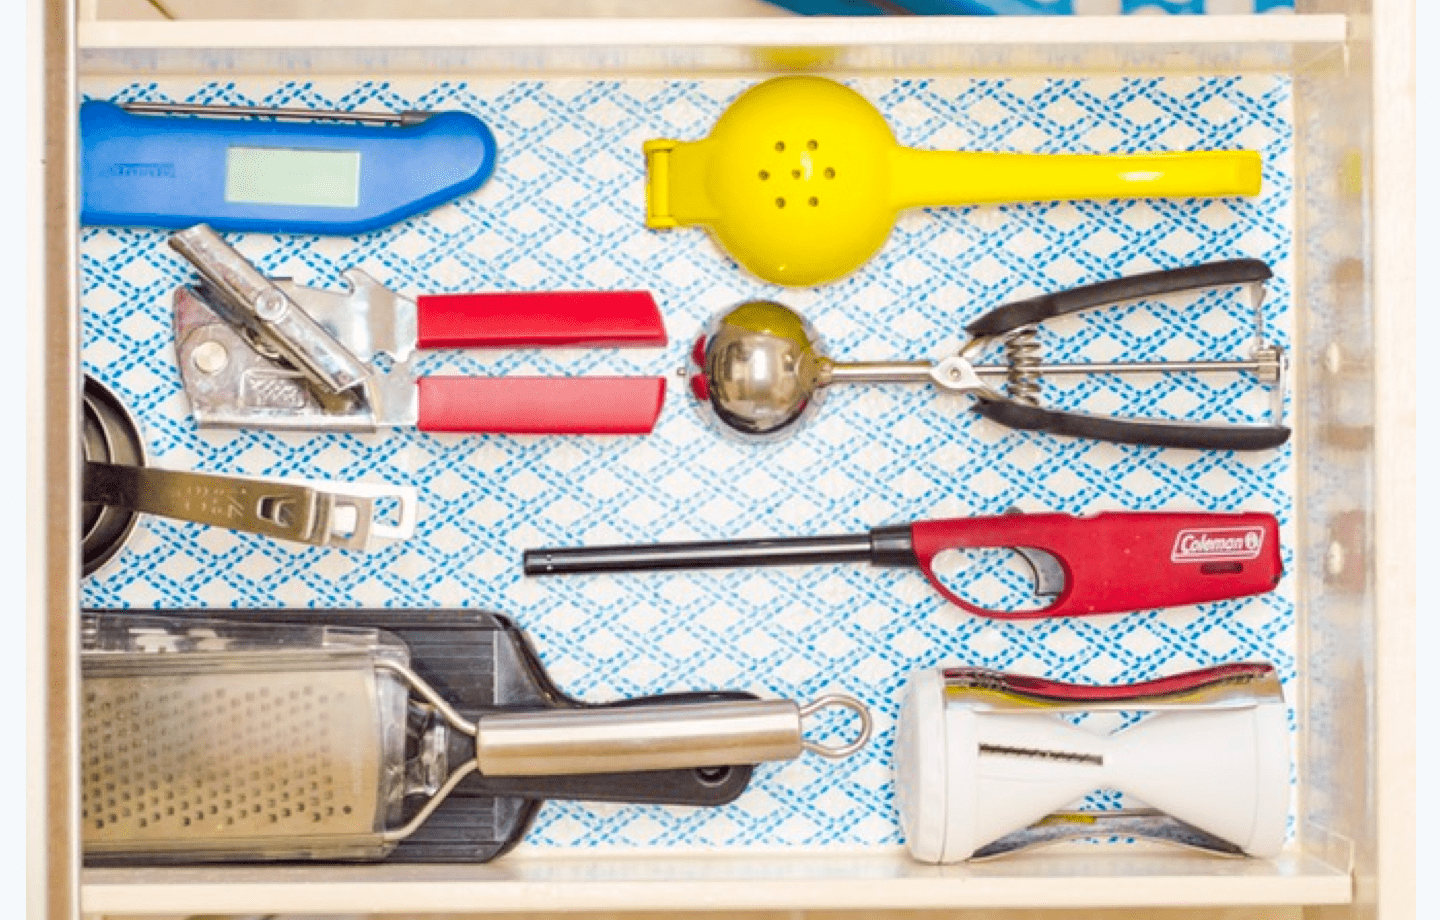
<box><xmin>888</xmin><ymin>148</ymin><xmax>1261</xmax><ymax>210</ymax></box>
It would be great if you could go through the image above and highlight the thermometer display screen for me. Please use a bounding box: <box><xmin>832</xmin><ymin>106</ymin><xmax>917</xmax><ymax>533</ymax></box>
<box><xmin>224</xmin><ymin>146</ymin><xmax>361</xmax><ymax>209</ymax></box>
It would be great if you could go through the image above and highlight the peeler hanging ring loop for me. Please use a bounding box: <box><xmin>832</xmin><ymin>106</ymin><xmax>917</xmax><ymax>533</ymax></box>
<box><xmin>798</xmin><ymin>693</ymin><xmax>873</xmax><ymax>759</ymax></box>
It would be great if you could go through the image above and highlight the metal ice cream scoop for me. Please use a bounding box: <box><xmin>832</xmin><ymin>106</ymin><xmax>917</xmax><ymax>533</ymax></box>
<box><xmin>686</xmin><ymin>260</ymin><xmax>1291</xmax><ymax>451</ymax></box>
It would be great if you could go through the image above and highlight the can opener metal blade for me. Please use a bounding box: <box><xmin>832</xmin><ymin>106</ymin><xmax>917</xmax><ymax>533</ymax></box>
<box><xmin>169</xmin><ymin>224</ymin><xmax>669</xmax><ymax>434</ymax></box>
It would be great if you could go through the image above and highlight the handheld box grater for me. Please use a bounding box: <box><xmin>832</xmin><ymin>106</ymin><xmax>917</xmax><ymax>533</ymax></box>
<box><xmin>81</xmin><ymin>609</ymin><xmax>869</xmax><ymax>864</ymax></box>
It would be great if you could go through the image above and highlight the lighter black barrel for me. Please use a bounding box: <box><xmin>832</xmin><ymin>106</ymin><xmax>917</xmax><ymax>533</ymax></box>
<box><xmin>523</xmin><ymin>525</ymin><xmax>918</xmax><ymax>576</ymax></box>
<box><xmin>523</xmin><ymin>534</ymin><xmax>873</xmax><ymax>574</ymax></box>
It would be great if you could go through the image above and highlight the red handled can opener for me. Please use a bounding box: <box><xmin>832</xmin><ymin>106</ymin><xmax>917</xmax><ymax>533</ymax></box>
<box><xmin>169</xmin><ymin>224</ymin><xmax>668</xmax><ymax>434</ymax></box>
<box><xmin>523</xmin><ymin>510</ymin><xmax>1282</xmax><ymax>619</ymax></box>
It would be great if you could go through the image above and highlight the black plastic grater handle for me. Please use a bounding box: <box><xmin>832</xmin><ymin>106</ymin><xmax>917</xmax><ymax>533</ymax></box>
<box><xmin>965</xmin><ymin>259</ymin><xmax>1273</xmax><ymax>339</ymax></box>
<box><xmin>971</xmin><ymin>399</ymin><xmax>1291</xmax><ymax>451</ymax></box>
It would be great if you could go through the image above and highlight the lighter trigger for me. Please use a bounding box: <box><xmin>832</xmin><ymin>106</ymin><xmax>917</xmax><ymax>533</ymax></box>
<box><xmin>1014</xmin><ymin>546</ymin><xmax>1066</xmax><ymax>598</ymax></box>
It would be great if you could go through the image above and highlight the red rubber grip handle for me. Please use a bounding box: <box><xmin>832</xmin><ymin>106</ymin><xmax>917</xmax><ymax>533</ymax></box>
<box><xmin>417</xmin><ymin>377</ymin><xmax>666</xmax><ymax>434</ymax></box>
<box><xmin>910</xmin><ymin>511</ymin><xmax>1282</xmax><ymax>619</ymax></box>
<box><xmin>938</xmin><ymin>662</ymin><xmax>1278</xmax><ymax>703</ymax></box>
<box><xmin>415</xmin><ymin>292</ymin><xmax>666</xmax><ymax>349</ymax></box>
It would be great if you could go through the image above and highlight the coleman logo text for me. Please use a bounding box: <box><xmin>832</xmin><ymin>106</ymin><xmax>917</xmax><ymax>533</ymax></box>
<box><xmin>1170</xmin><ymin>527</ymin><xmax>1265</xmax><ymax>563</ymax></box>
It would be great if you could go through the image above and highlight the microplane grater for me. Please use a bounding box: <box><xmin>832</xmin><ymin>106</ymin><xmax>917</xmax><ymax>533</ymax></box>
<box><xmin>79</xmin><ymin>610</ymin><xmax>869</xmax><ymax>864</ymax></box>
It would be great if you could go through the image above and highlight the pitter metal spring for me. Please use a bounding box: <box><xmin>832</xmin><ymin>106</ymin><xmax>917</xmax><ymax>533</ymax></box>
<box><xmin>1000</xmin><ymin>327</ymin><xmax>1043</xmax><ymax>405</ymax></box>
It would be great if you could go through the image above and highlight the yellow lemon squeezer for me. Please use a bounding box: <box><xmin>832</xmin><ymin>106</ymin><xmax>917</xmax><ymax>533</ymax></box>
<box><xmin>644</xmin><ymin>76</ymin><xmax>1262</xmax><ymax>287</ymax></box>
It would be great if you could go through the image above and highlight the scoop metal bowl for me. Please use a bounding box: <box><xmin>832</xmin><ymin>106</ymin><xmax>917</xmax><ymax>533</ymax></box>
<box><xmin>688</xmin><ymin>301</ymin><xmax>830</xmax><ymax>440</ymax></box>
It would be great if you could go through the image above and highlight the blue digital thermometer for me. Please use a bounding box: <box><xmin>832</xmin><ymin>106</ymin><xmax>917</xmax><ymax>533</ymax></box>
<box><xmin>80</xmin><ymin>100</ymin><xmax>498</xmax><ymax>234</ymax></box>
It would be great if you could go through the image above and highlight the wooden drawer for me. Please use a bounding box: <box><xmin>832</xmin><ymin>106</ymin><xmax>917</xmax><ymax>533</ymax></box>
<box><xmin>30</xmin><ymin>3</ymin><xmax>1414</xmax><ymax>918</ymax></box>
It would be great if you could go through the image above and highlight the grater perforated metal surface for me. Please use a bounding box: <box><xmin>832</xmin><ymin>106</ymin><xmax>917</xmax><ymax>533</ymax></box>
<box><xmin>82</xmin><ymin>652</ymin><xmax>405</xmax><ymax>860</ymax></box>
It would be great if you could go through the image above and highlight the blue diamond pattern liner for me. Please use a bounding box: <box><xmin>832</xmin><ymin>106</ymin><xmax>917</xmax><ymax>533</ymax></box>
<box><xmin>79</xmin><ymin>75</ymin><xmax>1296</xmax><ymax>854</ymax></box>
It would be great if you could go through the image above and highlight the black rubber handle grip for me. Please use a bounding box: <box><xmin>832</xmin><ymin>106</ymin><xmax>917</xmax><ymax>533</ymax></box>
<box><xmin>966</xmin><ymin>259</ymin><xmax>1273</xmax><ymax>338</ymax></box>
<box><xmin>971</xmin><ymin>399</ymin><xmax>1291</xmax><ymax>451</ymax></box>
